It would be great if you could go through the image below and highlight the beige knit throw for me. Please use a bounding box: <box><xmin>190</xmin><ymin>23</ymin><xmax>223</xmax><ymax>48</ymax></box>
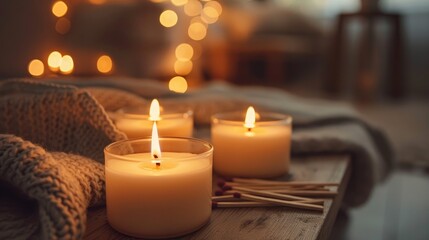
<box><xmin>0</xmin><ymin>80</ymin><xmax>127</xmax><ymax>239</ymax></box>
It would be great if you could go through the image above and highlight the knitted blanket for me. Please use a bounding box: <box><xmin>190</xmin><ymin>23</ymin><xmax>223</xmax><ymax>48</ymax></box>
<box><xmin>0</xmin><ymin>78</ymin><xmax>393</xmax><ymax>239</ymax></box>
<box><xmin>0</xmin><ymin>80</ymin><xmax>126</xmax><ymax>239</ymax></box>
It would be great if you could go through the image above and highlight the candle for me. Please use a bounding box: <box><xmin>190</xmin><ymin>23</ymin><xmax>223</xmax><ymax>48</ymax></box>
<box><xmin>211</xmin><ymin>107</ymin><xmax>292</xmax><ymax>178</ymax></box>
<box><xmin>113</xmin><ymin>99</ymin><xmax>193</xmax><ymax>139</ymax></box>
<box><xmin>105</xmin><ymin>123</ymin><xmax>213</xmax><ymax>238</ymax></box>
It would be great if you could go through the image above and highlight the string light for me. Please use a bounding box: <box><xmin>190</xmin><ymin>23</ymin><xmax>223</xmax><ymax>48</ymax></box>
<box><xmin>184</xmin><ymin>0</ymin><xmax>202</xmax><ymax>17</ymax></box>
<box><xmin>48</xmin><ymin>51</ymin><xmax>62</xmax><ymax>72</ymax></box>
<box><xmin>97</xmin><ymin>55</ymin><xmax>113</xmax><ymax>74</ymax></box>
<box><xmin>174</xmin><ymin>60</ymin><xmax>193</xmax><ymax>75</ymax></box>
<box><xmin>52</xmin><ymin>1</ymin><xmax>68</xmax><ymax>18</ymax></box>
<box><xmin>28</xmin><ymin>59</ymin><xmax>44</xmax><ymax>77</ymax></box>
<box><xmin>88</xmin><ymin>0</ymin><xmax>106</xmax><ymax>5</ymax></box>
<box><xmin>169</xmin><ymin>76</ymin><xmax>188</xmax><ymax>93</ymax></box>
<box><xmin>171</xmin><ymin>0</ymin><xmax>188</xmax><ymax>6</ymax></box>
<box><xmin>55</xmin><ymin>18</ymin><xmax>71</xmax><ymax>34</ymax></box>
<box><xmin>175</xmin><ymin>43</ymin><xmax>194</xmax><ymax>61</ymax></box>
<box><xmin>159</xmin><ymin>10</ymin><xmax>178</xmax><ymax>28</ymax></box>
<box><xmin>59</xmin><ymin>55</ymin><xmax>74</xmax><ymax>74</ymax></box>
<box><xmin>188</xmin><ymin>22</ymin><xmax>207</xmax><ymax>41</ymax></box>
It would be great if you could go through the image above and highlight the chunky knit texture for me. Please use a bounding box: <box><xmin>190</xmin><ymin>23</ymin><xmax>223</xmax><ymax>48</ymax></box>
<box><xmin>0</xmin><ymin>79</ymin><xmax>126</xmax><ymax>162</ymax></box>
<box><xmin>0</xmin><ymin>135</ymin><xmax>106</xmax><ymax>239</ymax></box>
<box><xmin>0</xmin><ymin>79</ymin><xmax>127</xmax><ymax>239</ymax></box>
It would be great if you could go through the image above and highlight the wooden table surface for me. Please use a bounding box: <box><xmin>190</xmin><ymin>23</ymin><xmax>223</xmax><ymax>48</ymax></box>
<box><xmin>85</xmin><ymin>154</ymin><xmax>350</xmax><ymax>240</ymax></box>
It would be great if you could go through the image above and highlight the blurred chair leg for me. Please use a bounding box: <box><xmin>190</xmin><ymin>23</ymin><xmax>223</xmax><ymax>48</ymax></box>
<box><xmin>389</xmin><ymin>13</ymin><xmax>404</xmax><ymax>99</ymax></box>
<box><xmin>326</xmin><ymin>14</ymin><xmax>346</xmax><ymax>96</ymax></box>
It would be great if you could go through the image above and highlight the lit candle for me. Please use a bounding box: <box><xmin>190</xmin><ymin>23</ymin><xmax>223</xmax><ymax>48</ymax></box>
<box><xmin>211</xmin><ymin>107</ymin><xmax>292</xmax><ymax>178</ymax></box>
<box><xmin>105</xmin><ymin>123</ymin><xmax>213</xmax><ymax>238</ymax></box>
<box><xmin>114</xmin><ymin>99</ymin><xmax>193</xmax><ymax>138</ymax></box>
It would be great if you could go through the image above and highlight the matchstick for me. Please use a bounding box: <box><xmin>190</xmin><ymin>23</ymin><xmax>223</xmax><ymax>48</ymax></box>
<box><xmin>222</xmin><ymin>179</ymin><xmax>339</xmax><ymax>187</ymax></box>
<box><xmin>221</xmin><ymin>190</ymin><xmax>325</xmax><ymax>206</ymax></box>
<box><xmin>222</xmin><ymin>185</ymin><xmax>329</xmax><ymax>191</ymax></box>
<box><xmin>212</xmin><ymin>201</ymin><xmax>275</xmax><ymax>208</ymax></box>
<box><xmin>223</xmin><ymin>185</ymin><xmax>314</xmax><ymax>202</ymax></box>
<box><xmin>270</xmin><ymin>190</ymin><xmax>338</xmax><ymax>198</ymax></box>
<box><xmin>212</xmin><ymin>195</ymin><xmax>240</xmax><ymax>201</ymax></box>
<box><xmin>233</xmin><ymin>193</ymin><xmax>323</xmax><ymax>212</ymax></box>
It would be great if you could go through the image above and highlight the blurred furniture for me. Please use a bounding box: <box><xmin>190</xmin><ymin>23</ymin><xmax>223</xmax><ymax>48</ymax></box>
<box><xmin>226</xmin><ymin>36</ymin><xmax>318</xmax><ymax>86</ymax></box>
<box><xmin>326</xmin><ymin>8</ymin><xmax>404</xmax><ymax>99</ymax></box>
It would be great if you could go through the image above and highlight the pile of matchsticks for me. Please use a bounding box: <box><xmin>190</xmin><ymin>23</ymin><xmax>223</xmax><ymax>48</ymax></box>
<box><xmin>212</xmin><ymin>178</ymin><xmax>339</xmax><ymax>212</ymax></box>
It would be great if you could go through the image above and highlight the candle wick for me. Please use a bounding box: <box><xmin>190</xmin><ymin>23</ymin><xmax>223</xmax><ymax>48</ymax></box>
<box><xmin>247</xmin><ymin>128</ymin><xmax>252</xmax><ymax>132</ymax></box>
<box><xmin>153</xmin><ymin>154</ymin><xmax>161</xmax><ymax>167</ymax></box>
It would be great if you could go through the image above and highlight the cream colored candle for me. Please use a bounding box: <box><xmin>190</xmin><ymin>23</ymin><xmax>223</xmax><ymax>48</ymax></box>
<box><xmin>211</xmin><ymin>107</ymin><xmax>292</xmax><ymax>178</ymax></box>
<box><xmin>114</xmin><ymin>99</ymin><xmax>193</xmax><ymax>138</ymax></box>
<box><xmin>105</xmin><ymin>123</ymin><xmax>213</xmax><ymax>238</ymax></box>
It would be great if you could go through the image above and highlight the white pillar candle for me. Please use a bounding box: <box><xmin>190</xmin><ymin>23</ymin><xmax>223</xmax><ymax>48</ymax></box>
<box><xmin>114</xmin><ymin>99</ymin><xmax>193</xmax><ymax>138</ymax></box>
<box><xmin>211</xmin><ymin>107</ymin><xmax>292</xmax><ymax>178</ymax></box>
<box><xmin>105</xmin><ymin>123</ymin><xmax>213</xmax><ymax>238</ymax></box>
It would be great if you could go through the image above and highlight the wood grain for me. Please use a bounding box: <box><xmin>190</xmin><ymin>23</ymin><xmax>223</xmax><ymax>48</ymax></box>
<box><xmin>85</xmin><ymin>155</ymin><xmax>350</xmax><ymax>240</ymax></box>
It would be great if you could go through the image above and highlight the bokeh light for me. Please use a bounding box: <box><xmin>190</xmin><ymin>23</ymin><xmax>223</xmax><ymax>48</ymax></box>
<box><xmin>171</xmin><ymin>0</ymin><xmax>188</xmax><ymax>6</ymax></box>
<box><xmin>174</xmin><ymin>60</ymin><xmax>193</xmax><ymax>75</ymax></box>
<box><xmin>184</xmin><ymin>0</ymin><xmax>202</xmax><ymax>17</ymax></box>
<box><xmin>55</xmin><ymin>18</ymin><xmax>71</xmax><ymax>34</ymax></box>
<box><xmin>59</xmin><ymin>55</ymin><xmax>74</xmax><ymax>74</ymax></box>
<box><xmin>188</xmin><ymin>22</ymin><xmax>207</xmax><ymax>41</ymax></box>
<box><xmin>97</xmin><ymin>55</ymin><xmax>113</xmax><ymax>74</ymax></box>
<box><xmin>89</xmin><ymin>0</ymin><xmax>107</xmax><ymax>5</ymax></box>
<box><xmin>201</xmin><ymin>6</ymin><xmax>219</xmax><ymax>24</ymax></box>
<box><xmin>205</xmin><ymin>1</ymin><xmax>222</xmax><ymax>15</ymax></box>
<box><xmin>175</xmin><ymin>43</ymin><xmax>194</xmax><ymax>61</ymax></box>
<box><xmin>48</xmin><ymin>51</ymin><xmax>62</xmax><ymax>71</ymax></box>
<box><xmin>28</xmin><ymin>59</ymin><xmax>44</xmax><ymax>77</ymax></box>
<box><xmin>52</xmin><ymin>1</ymin><xmax>68</xmax><ymax>18</ymax></box>
<box><xmin>169</xmin><ymin>76</ymin><xmax>188</xmax><ymax>93</ymax></box>
<box><xmin>159</xmin><ymin>10</ymin><xmax>178</xmax><ymax>28</ymax></box>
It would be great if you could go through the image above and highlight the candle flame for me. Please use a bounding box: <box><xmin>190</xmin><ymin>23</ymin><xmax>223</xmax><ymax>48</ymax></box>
<box><xmin>244</xmin><ymin>106</ymin><xmax>256</xmax><ymax>130</ymax></box>
<box><xmin>149</xmin><ymin>99</ymin><xmax>161</xmax><ymax>121</ymax></box>
<box><xmin>151</xmin><ymin>122</ymin><xmax>162</xmax><ymax>165</ymax></box>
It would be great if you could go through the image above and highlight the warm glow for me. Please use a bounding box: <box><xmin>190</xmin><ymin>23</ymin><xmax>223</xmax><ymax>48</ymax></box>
<box><xmin>205</xmin><ymin>1</ymin><xmax>222</xmax><ymax>15</ymax></box>
<box><xmin>55</xmin><ymin>18</ymin><xmax>71</xmax><ymax>34</ymax></box>
<box><xmin>188</xmin><ymin>22</ymin><xmax>207</xmax><ymax>41</ymax></box>
<box><xmin>201</xmin><ymin>6</ymin><xmax>219</xmax><ymax>24</ymax></box>
<box><xmin>151</xmin><ymin>122</ymin><xmax>162</xmax><ymax>162</ymax></box>
<box><xmin>159</xmin><ymin>10</ymin><xmax>178</xmax><ymax>28</ymax></box>
<box><xmin>28</xmin><ymin>59</ymin><xmax>44</xmax><ymax>77</ymax></box>
<box><xmin>171</xmin><ymin>0</ymin><xmax>188</xmax><ymax>6</ymax></box>
<box><xmin>48</xmin><ymin>51</ymin><xmax>62</xmax><ymax>71</ymax></box>
<box><xmin>175</xmin><ymin>43</ymin><xmax>194</xmax><ymax>61</ymax></box>
<box><xmin>97</xmin><ymin>55</ymin><xmax>113</xmax><ymax>73</ymax></box>
<box><xmin>169</xmin><ymin>76</ymin><xmax>188</xmax><ymax>93</ymax></box>
<box><xmin>174</xmin><ymin>60</ymin><xmax>193</xmax><ymax>75</ymax></box>
<box><xmin>244</xmin><ymin>106</ymin><xmax>256</xmax><ymax>129</ymax></box>
<box><xmin>184</xmin><ymin>0</ymin><xmax>202</xmax><ymax>17</ymax></box>
<box><xmin>89</xmin><ymin>0</ymin><xmax>107</xmax><ymax>5</ymax></box>
<box><xmin>52</xmin><ymin>1</ymin><xmax>68</xmax><ymax>18</ymax></box>
<box><xmin>149</xmin><ymin>99</ymin><xmax>161</xmax><ymax>121</ymax></box>
<box><xmin>59</xmin><ymin>55</ymin><xmax>74</xmax><ymax>74</ymax></box>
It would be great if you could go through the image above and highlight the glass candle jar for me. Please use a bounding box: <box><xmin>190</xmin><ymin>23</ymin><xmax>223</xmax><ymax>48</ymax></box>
<box><xmin>211</xmin><ymin>111</ymin><xmax>292</xmax><ymax>178</ymax></box>
<box><xmin>104</xmin><ymin>137</ymin><xmax>213</xmax><ymax>238</ymax></box>
<box><xmin>112</xmin><ymin>102</ymin><xmax>193</xmax><ymax>139</ymax></box>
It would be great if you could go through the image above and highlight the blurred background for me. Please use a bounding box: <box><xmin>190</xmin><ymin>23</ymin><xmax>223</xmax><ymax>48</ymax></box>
<box><xmin>0</xmin><ymin>0</ymin><xmax>428</xmax><ymax>239</ymax></box>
